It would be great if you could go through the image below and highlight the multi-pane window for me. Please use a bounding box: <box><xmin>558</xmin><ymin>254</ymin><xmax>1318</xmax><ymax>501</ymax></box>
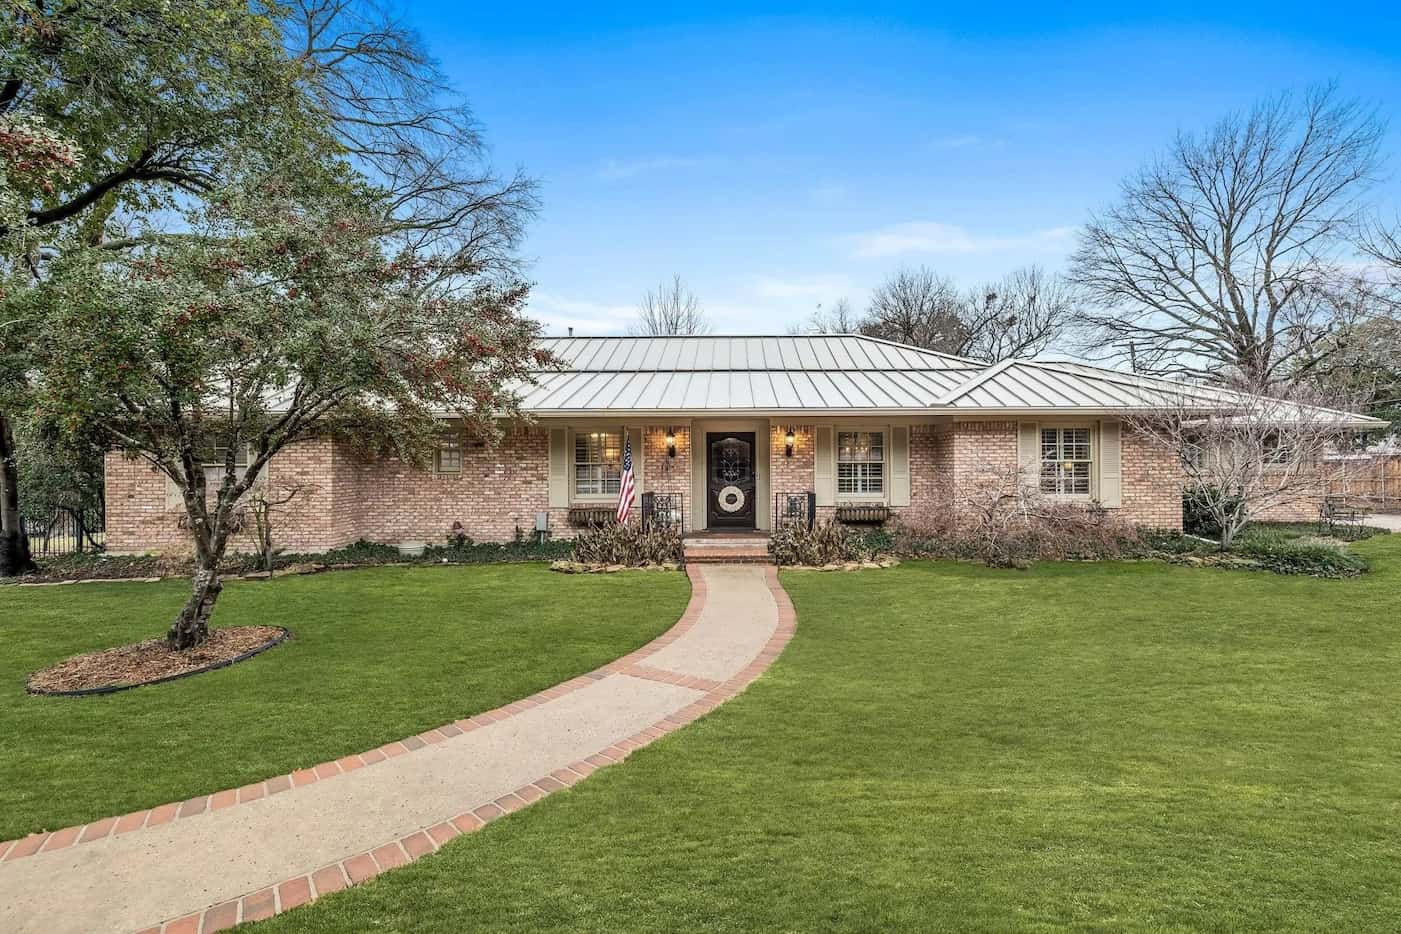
<box><xmin>434</xmin><ymin>432</ymin><xmax>463</xmax><ymax>475</ymax></box>
<box><xmin>575</xmin><ymin>431</ymin><xmax>622</xmax><ymax>496</ymax></box>
<box><xmin>1040</xmin><ymin>427</ymin><xmax>1093</xmax><ymax>496</ymax></box>
<box><xmin>837</xmin><ymin>431</ymin><xmax>884</xmax><ymax>496</ymax></box>
<box><xmin>209</xmin><ymin>445</ymin><xmax>250</xmax><ymax>469</ymax></box>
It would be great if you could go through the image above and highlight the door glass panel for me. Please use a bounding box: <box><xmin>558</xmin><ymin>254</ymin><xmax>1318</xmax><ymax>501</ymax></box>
<box><xmin>712</xmin><ymin>439</ymin><xmax>751</xmax><ymax>484</ymax></box>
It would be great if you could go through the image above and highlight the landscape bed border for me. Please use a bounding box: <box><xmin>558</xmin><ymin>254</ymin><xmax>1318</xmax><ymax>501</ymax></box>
<box><xmin>24</xmin><ymin>627</ymin><xmax>293</xmax><ymax>698</ymax></box>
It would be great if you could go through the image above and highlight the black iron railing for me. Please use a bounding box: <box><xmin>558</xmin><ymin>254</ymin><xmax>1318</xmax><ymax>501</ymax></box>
<box><xmin>773</xmin><ymin>491</ymin><xmax>815</xmax><ymax>530</ymax></box>
<box><xmin>22</xmin><ymin>508</ymin><xmax>106</xmax><ymax>556</ymax></box>
<box><xmin>641</xmin><ymin>492</ymin><xmax>684</xmax><ymax>530</ymax></box>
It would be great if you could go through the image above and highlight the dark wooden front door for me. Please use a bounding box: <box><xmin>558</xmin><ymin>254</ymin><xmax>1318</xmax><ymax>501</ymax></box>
<box><xmin>706</xmin><ymin>432</ymin><xmax>757</xmax><ymax>529</ymax></box>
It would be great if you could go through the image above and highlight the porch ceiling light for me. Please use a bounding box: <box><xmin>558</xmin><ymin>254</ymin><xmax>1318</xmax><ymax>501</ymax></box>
<box><xmin>785</xmin><ymin>427</ymin><xmax>796</xmax><ymax>458</ymax></box>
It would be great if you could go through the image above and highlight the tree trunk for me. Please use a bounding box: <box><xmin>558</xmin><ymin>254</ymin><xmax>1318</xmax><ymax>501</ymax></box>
<box><xmin>0</xmin><ymin>415</ymin><xmax>36</xmax><ymax>576</ymax></box>
<box><xmin>1220</xmin><ymin>512</ymin><xmax>1247</xmax><ymax>550</ymax></box>
<box><xmin>168</xmin><ymin>560</ymin><xmax>222</xmax><ymax>650</ymax></box>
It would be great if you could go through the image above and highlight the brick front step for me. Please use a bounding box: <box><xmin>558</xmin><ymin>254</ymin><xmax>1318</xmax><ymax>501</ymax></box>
<box><xmin>684</xmin><ymin>552</ymin><xmax>772</xmax><ymax>564</ymax></box>
<box><xmin>682</xmin><ymin>535</ymin><xmax>772</xmax><ymax>565</ymax></box>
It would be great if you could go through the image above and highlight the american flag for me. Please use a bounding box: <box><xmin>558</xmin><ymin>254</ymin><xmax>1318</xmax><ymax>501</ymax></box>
<box><xmin>616</xmin><ymin>432</ymin><xmax>636</xmax><ymax>523</ymax></box>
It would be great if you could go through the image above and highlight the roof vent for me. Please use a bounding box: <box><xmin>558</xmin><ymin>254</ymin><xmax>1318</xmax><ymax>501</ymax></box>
<box><xmin>567</xmin><ymin>326</ymin><xmax>574</xmax><ymax>337</ymax></box>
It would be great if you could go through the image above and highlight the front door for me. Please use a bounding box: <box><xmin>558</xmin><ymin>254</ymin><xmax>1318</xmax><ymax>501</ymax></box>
<box><xmin>706</xmin><ymin>432</ymin><xmax>757</xmax><ymax>529</ymax></box>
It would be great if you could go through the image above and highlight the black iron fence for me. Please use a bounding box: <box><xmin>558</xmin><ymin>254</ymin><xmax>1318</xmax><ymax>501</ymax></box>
<box><xmin>641</xmin><ymin>492</ymin><xmax>684</xmax><ymax>531</ymax></box>
<box><xmin>22</xmin><ymin>509</ymin><xmax>106</xmax><ymax>556</ymax></box>
<box><xmin>773</xmin><ymin>491</ymin><xmax>816</xmax><ymax>530</ymax></box>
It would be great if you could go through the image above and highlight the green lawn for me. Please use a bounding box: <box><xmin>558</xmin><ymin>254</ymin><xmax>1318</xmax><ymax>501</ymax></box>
<box><xmin>254</xmin><ymin>536</ymin><xmax>1401</xmax><ymax>932</ymax></box>
<box><xmin>0</xmin><ymin>565</ymin><xmax>688</xmax><ymax>839</ymax></box>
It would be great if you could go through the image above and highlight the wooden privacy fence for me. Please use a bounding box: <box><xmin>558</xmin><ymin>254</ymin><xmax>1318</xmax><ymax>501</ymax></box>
<box><xmin>1324</xmin><ymin>455</ymin><xmax>1401</xmax><ymax>510</ymax></box>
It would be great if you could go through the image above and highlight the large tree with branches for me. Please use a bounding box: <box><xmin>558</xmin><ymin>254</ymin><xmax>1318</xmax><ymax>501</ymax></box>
<box><xmin>1069</xmin><ymin>86</ymin><xmax>1385</xmax><ymax>387</ymax></box>
<box><xmin>856</xmin><ymin>265</ymin><xmax>1072</xmax><ymax>361</ymax></box>
<box><xmin>1</xmin><ymin>0</ymin><xmax>536</xmax><ymax>576</ymax></box>
<box><xmin>631</xmin><ymin>274</ymin><xmax>709</xmax><ymax>336</ymax></box>
<box><xmin>22</xmin><ymin>164</ymin><xmax>547</xmax><ymax>648</ymax></box>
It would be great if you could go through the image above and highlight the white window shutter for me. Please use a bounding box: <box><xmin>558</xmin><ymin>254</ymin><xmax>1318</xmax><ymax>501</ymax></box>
<box><xmin>548</xmin><ymin>428</ymin><xmax>569</xmax><ymax>508</ymax></box>
<box><xmin>1017</xmin><ymin>422</ymin><xmax>1040</xmax><ymax>489</ymax></box>
<box><xmin>1098</xmin><ymin>419</ymin><xmax>1122</xmax><ymax>508</ymax></box>
<box><xmin>890</xmin><ymin>426</ymin><xmax>910</xmax><ymax>507</ymax></box>
<box><xmin>814</xmin><ymin>426</ymin><xmax>835</xmax><ymax>506</ymax></box>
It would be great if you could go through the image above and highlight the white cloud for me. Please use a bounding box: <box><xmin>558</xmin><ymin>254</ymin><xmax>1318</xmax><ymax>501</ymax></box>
<box><xmin>597</xmin><ymin>157</ymin><xmax>707</xmax><ymax>180</ymax></box>
<box><xmin>523</xmin><ymin>293</ymin><xmax>637</xmax><ymax>336</ymax></box>
<box><xmin>929</xmin><ymin>134</ymin><xmax>1004</xmax><ymax>151</ymax></box>
<box><xmin>753</xmin><ymin>274</ymin><xmax>854</xmax><ymax>302</ymax></box>
<box><xmin>845</xmin><ymin>221</ymin><xmax>1075</xmax><ymax>258</ymax></box>
<box><xmin>931</xmin><ymin>134</ymin><xmax>982</xmax><ymax>149</ymax></box>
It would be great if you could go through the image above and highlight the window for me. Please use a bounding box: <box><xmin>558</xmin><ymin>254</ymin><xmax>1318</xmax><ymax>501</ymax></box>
<box><xmin>209</xmin><ymin>445</ymin><xmax>250</xmax><ymax>469</ymax></box>
<box><xmin>1040</xmin><ymin>427</ymin><xmax>1093</xmax><ymax>496</ymax></box>
<box><xmin>1182</xmin><ymin>438</ymin><xmax>1206</xmax><ymax>470</ymax></box>
<box><xmin>574</xmin><ymin>431</ymin><xmax>622</xmax><ymax>497</ymax></box>
<box><xmin>837</xmin><ymin>431</ymin><xmax>884</xmax><ymax>496</ymax></box>
<box><xmin>434</xmin><ymin>432</ymin><xmax>463</xmax><ymax>475</ymax></box>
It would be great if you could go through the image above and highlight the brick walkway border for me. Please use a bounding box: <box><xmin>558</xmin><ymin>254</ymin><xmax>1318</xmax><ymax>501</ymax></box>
<box><xmin>1</xmin><ymin>565</ymin><xmax>797</xmax><ymax>934</ymax></box>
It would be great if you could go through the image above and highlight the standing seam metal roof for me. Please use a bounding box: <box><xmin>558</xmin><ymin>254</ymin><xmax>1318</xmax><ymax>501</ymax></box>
<box><xmin>510</xmin><ymin>335</ymin><xmax>1383</xmax><ymax>425</ymax></box>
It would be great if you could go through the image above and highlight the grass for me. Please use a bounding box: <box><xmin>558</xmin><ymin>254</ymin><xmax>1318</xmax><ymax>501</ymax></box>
<box><xmin>0</xmin><ymin>565</ymin><xmax>688</xmax><ymax>840</ymax></box>
<box><xmin>253</xmin><ymin>534</ymin><xmax>1401</xmax><ymax>932</ymax></box>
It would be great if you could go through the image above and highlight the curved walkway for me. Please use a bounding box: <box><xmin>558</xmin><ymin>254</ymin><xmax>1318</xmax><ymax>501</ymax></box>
<box><xmin>0</xmin><ymin>565</ymin><xmax>796</xmax><ymax>934</ymax></box>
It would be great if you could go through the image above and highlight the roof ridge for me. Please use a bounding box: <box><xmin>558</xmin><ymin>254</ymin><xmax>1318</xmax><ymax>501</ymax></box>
<box><xmin>934</xmin><ymin>358</ymin><xmax>1017</xmax><ymax>405</ymax></box>
<box><xmin>538</xmin><ymin>333</ymin><xmax>990</xmax><ymax>367</ymax></box>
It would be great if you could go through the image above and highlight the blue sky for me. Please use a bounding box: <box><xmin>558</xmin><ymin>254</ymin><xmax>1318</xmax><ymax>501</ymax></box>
<box><xmin>411</xmin><ymin>2</ymin><xmax>1401</xmax><ymax>336</ymax></box>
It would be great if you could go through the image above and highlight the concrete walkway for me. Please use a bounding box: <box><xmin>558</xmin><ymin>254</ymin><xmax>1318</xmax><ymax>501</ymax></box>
<box><xmin>0</xmin><ymin>565</ymin><xmax>796</xmax><ymax>934</ymax></box>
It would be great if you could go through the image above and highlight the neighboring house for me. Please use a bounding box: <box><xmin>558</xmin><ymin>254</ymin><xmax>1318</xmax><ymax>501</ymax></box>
<box><xmin>102</xmin><ymin>335</ymin><xmax>1378</xmax><ymax>553</ymax></box>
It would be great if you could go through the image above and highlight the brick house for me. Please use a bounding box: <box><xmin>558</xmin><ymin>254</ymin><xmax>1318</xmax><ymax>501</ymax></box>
<box><xmin>102</xmin><ymin>335</ymin><xmax>1366</xmax><ymax>553</ymax></box>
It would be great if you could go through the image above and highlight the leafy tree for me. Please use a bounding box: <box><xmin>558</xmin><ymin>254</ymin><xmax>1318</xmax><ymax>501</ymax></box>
<box><xmin>1</xmin><ymin>111</ymin><xmax>81</xmax><ymax>573</ymax></box>
<box><xmin>1</xmin><ymin>0</ymin><xmax>536</xmax><ymax>576</ymax></box>
<box><xmin>23</xmin><ymin>165</ymin><xmax>549</xmax><ymax>648</ymax></box>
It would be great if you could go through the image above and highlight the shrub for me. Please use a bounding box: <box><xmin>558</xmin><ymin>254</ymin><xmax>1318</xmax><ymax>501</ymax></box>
<box><xmin>1183</xmin><ymin>486</ymin><xmax>1242</xmax><ymax>539</ymax></box>
<box><xmin>890</xmin><ymin>468</ymin><xmax>1144</xmax><ymax>569</ymax></box>
<box><xmin>422</xmin><ymin>537</ymin><xmax>573</xmax><ymax>564</ymax></box>
<box><xmin>1231</xmin><ymin>532</ymin><xmax>1368</xmax><ymax>578</ymax></box>
<box><xmin>1139</xmin><ymin>529</ymin><xmax>1215</xmax><ymax>555</ymax></box>
<box><xmin>767</xmin><ymin>522</ymin><xmax>885</xmax><ymax>566</ymax></box>
<box><xmin>571</xmin><ymin>522</ymin><xmax>683</xmax><ymax>567</ymax></box>
<box><xmin>317</xmin><ymin>539</ymin><xmax>403</xmax><ymax>565</ymax></box>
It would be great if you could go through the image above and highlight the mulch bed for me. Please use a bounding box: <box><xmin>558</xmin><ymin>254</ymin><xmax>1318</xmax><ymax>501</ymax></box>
<box><xmin>26</xmin><ymin>626</ymin><xmax>289</xmax><ymax>696</ymax></box>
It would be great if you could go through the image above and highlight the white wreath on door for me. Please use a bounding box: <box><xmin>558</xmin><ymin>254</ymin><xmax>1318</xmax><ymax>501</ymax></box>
<box><xmin>717</xmin><ymin>485</ymin><xmax>746</xmax><ymax>512</ymax></box>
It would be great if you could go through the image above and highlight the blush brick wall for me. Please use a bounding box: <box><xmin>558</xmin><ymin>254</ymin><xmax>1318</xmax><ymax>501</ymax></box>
<box><xmin>769</xmin><ymin>424</ymin><xmax>814</xmax><ymax>509</ymax></box>
<box><xmin>105</xmin><ymin>417</ymin><xmax>1198</xmax><ymax>552</ymax></box>
<box><xmin>950</xmin><ymin>420</ymin><xmax>1019</xmax><ymax>521</ymax></box>
<box><xmin>904</xmin><ymin>424</ymin><xmax>953</xmax><ymax>527</ymax></box>
<box><xmin>1119</xmin><ymin>429</ymin><xmax>1185</xmax><ymax>529</ymax></box>
<box><xmin>353</xmin><ymin>428</ymin><xmax>553</xmax><ymax>544</ymax></box>
<box><xmin>104</xmin><ymin>437</ymin><xmax>358</xmax><ymax>555</ymax></box>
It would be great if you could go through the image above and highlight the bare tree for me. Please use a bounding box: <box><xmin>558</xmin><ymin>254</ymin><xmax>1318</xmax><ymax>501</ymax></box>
<box><xmin>631</xmin><ymin>275</ymin><xmax>709</xmax><ymax>336</ymax></box>
<box><xmin>860</xmin><ymin>265</ymin><xmax>1072</xmax><ymax>360</ymax></box>
<box><xmin>1070</xmin><ymin>86</ymin><xmax>1385</xmax><ymax>387</ymax></box>
<box><xmin>963</xmin><ymin>266</ymin><xmax>1074</xmax><ymax>361</ymax></box>
<box><xmin>1360</xmin><ymin>216</ymin><xmax>1401</xmax><ymax>292</ymax></box>
<box><xmin>1124</xmin><ymin>379</ymin><xmax>1364</xmax><ymax>547</ymax></box>
<box><xmin>791</xmin><ymin>297</ymin><xmax>858</xmax><ymax>335</ymax></box>
<box><xmin>284</xmin><ymin>0</ymin><xmax>538</xmax><ymax>278</ymax></box>
<box><xmin>861</xmin><ymin>267</ymin><xmax>968</xmax><ymax>352</ymax></box>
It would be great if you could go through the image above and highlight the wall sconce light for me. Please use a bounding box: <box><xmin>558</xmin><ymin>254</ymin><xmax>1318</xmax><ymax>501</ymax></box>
<box><xmin>665</xmin><ymin>427</ymin><xmax>677</xmax><ymax>458</ymax></box>
<box><xmin>784</xmin><ymin>427</ymin><xmax>796</xmax><ymax>458</ymax></box>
